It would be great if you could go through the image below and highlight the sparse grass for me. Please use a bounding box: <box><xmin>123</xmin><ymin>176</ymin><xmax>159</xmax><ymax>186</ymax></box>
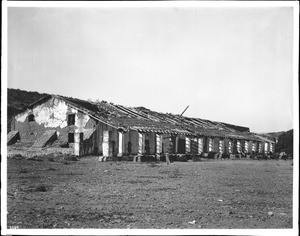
<box><xmin>127</xmin><ymin>179</ymin><xmax>152</xmax><ymax>185</ymax></box>
<box><xmin>7</xmin><ymin>158</ymin><xmax>293</xmax><ymax>229</ymax></box>
<box><xmin>168</xmin><ymin>167</ymin><xmax>180</xmax><ymax>178</ymax></box>
<box><xmin>19</xmin><ymin>168</ymin><xmax>29</xmax><ymax>173</ymax></box>
<box><xmin>148</xmin><ymin>162</ymin><xmax>159</xmax><ymax>168</ymax></box>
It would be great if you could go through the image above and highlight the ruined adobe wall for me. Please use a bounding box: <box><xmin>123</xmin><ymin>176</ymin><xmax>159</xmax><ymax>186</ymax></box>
<box><xmin>262</xmin><ymin>141</ymin><xmax>269</xmax><ymax>153</ymax></box>
<box><xmin>205</xmin><ymin>137</ymin><xmax>211</xmax><ymax>152</ymax></box>
<box><xmin>162</xmin><ymin>134</ymin><xmax>172</xmax><ymax>154</ymax></box>
<box><xmin>144</xmin><ymin>132</ymin><xmax>156</xmax><ymax>155</ymax></box>
<box><xmin>90</xmin><ymin>122</ymin><xmax>119</xmax><ymax>156</ymax></box>
<box><xmin>202</xmin><ymin>136</ymin><xmax>208</xmax><ymax>153</ymax></box>
<box><xmin>12</xmin><ymin>97</ymin><xmax>96</xmax><ymax>145</ymax></box>
<box><xmin>82</xmin><ymin>135</ymin><xmax>94</xmax><ymax>155</ymax></box>
<box><xmin>177</xmin><ymin>135</ymin><xmax>186</xmax><ymax>154</ymax></box>
<box><xmin>224</xmin><ymin>138</ymin><xmax>231</xmax><ymax>154</ymax></box>
<box><xmin>213</xmin><ymin>137</ymin><xmax>220</xmax><ymax>153</ymax></box>
<box><xmin>123</xmin><ymin>130</ymin><xmax>139</xmax><ymax>155</ymax></box>
<box><xmin>190</xmin><ymin>138</ymin><xmax>198</xmax><ymax>154</ymax></box>
<box><xmin>248</xmin><ymin>141</ymin><xmax>253</xmax><ymax>153</ymax></box>
<box><xmin>252</xmin><ymin>141</ymin><xmax>259</xmax><ymax>153</ymax></box>
<box><xmin>108</xmin><ymin>125</ymin><xmax>119</xmax><ymax>156</ymax></box>
<box><xmin>92</xmin><ymin>122</ymin><xmax>104</xmax><ymax>155</ymax></box>
<box><xmin>241</xmin><ymin>140</ymin><xmax>246</xmax><ymax>153</ymax></box>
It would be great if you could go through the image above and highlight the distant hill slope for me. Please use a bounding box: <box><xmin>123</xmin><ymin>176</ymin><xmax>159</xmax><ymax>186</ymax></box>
<box><xmin>7</xmin><ymin>88</ymin><xmax>48</xmax><ymax>120</ymax></box>
<box><xmin>266</xmin><ymin>131</ymin><xmax>285</xmax><ymax>139</ymax></box>
<box><xmin>275</xmin><ymin>129</ymin><xmax>293</xmax><ymax>154</ymax></box>
<box><xmin>258</xmin><ymin>131</ymin><xmax>284</xmax><ymax>140</ymax></box>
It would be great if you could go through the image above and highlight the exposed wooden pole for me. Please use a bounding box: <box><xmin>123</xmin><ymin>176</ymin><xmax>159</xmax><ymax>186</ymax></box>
<box><xmin>180</xmin><ymin>105</ymin><xmax>189</xmax><ymax>116</ymax></box>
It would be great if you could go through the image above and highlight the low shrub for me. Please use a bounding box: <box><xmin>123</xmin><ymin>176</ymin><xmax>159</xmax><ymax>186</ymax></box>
<box><xmin>176</xmin><ymin>155</ymin><xmax>188</xmax><ymax>162</ymax></box>
<box><xmin>27</xmin><ymin>156</ymin><xmax>43</xmax><ymax>161</ymax></box>
<box><xmin>59</xmin><ymin>142</ymin><xmax>69</xmax><ymax>148</ymax></box>
<box><xmin>221</xmin><ymin>153</ymin><xmax>230</xmax><ymax>159</ymax></box>
<box><xmin>62</xmin><ymin>161</ymin><xmax>71</xmax><ymax>165</ymax></box>
<box><xmin>64</xmin><ymin>155</ymin><xmax>78</xmax><ymax>161</ymax></box>
<box><xmin>11</xmin><ymin>154</ymin><xmax>25</xmax><ymax>160</ymax></box>
<box><xmin>47</xmin><ymin>167</ymin><xmax>56</xmax><ymax>171</ymax></box>
<box><xmin>185</xmin><ymin>154</ymin><xmax>192</xmax><ymax>160</ymax></box>
<box><xmin>207</xmin><ymin>152</ymin><xmax>218</xmax><ymax>159</ymax></box>
<box><xmin>35</xmin><ymin>185</ymin><xmax>48</xmax><ymax>192</ymax></box>
<box><xmin>48</xmin><ymin>156</ymin><xmax>55</xmax><ymax>162</ymax></box>
<box><xmin>141</xmin><ymin>155</ymin><xmax>157</xmax><ymax>162</ymax></box>
<box><xmin>192</xmin><ymin>155</ymin><xmax>201</xmax><ymax>162</ymax></box>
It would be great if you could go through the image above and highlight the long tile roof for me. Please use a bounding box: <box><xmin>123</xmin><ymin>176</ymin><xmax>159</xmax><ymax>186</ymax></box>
<box><xmin>20</xmin><ymin>94</ymin><xmax>266</xmax><ymax>142</ymax></box>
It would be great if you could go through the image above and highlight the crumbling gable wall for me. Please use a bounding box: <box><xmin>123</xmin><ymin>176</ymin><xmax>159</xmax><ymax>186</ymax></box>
<box><xmin>11</xmin><ymin>97</ymin><xmax>96</xmax><ymax>147</ymax></box>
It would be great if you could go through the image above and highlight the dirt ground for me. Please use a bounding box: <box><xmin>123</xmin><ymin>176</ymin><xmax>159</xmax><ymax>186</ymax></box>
<box><xmin>7</xmin><ymin>157</ymin><xmax>293</xmax><ymax>229</ymax></box>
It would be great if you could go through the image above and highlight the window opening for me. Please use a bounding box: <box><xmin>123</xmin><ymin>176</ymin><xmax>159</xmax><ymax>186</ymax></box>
<box><xmin>68</xmin><ymin>133</ymin><xmax>75</xmax><ymax>143</ymax></box>
<box><xmin>28</xmin><ymin>114</ymin><xmax>35</xmax><ymax>122</ymax></box>
<box><xmin>68</xmin><ymin>114</ymin><xmax>75</xmax><ymax>126</ymax></box>
<box><xmin>145</xmin><ymin>140</ymin><xmax>150</xmax><ymax>155</ymax></box>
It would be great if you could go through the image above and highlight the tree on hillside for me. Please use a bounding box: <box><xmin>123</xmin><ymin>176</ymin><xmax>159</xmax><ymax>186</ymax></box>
<box><xmin>275</xmin><ymin>129</ymin><xmax>293</xmax><ymax>155</ymax></box>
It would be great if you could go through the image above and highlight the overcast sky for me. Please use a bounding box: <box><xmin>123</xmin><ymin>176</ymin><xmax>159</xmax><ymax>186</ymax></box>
<box><xmin>7</xmin><ymin>6</ymin><xmax>294</xmax><ymax>133</ymax></box>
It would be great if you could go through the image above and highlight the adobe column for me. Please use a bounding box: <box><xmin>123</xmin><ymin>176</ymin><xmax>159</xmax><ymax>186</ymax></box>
<box><xmin>102</xmin><ymin>130</ymin><xmax>109</xmax><ymax>161</ymax></box>
<box><xmin>156</xmin><ymin>134</ymin><xmax>162</xmax><ymax>160</ymax></box>
<box><xmin>74</xmin><ymin>130</ymin><xmax>80</xmax><ymax>156</ymax></box>
<box><xmin>134</xmin><ymin>132</ymin><xmax>144</xmax><ymax>162</ymax></box>
<box><xmin>198</xmin><ymin>137</ymin><xmax>203</xmax><ymax>154</ymax></box>
<box><xmin>185</xmin><ymin>136</ymin><xmax>191</xmax><ymax>153</ymax></box>
<box><xmin>175</xmin><ymin>136</ymin><xmax>179</xmax><ymax>153</ymax></box>
<box><xmin>117</xmin><ymin>131</ymin><xmax>124</xmax><ymax>157</ymax></box>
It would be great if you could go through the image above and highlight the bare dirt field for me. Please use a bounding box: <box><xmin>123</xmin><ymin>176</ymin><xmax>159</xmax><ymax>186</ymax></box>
<box><xmin>7</xmin><ymin>157</ymin><xmax>293</xmax><ymax>229</ymax></box>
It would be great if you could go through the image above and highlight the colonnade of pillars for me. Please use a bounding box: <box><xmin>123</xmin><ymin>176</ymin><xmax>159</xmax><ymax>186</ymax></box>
<box><xmin>95</xmin><ymin>130</ymin><xmax>273</xmax><ymax>159</ymax></box>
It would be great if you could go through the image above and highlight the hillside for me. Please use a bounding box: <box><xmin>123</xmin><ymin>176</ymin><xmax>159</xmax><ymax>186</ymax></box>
<box><xmin>275</xmin><ymin>129</ymin><xmax>293</xmax><ymax>154</ymax></box>
<box><xmin>258</xmin><ymin>131</ymin><xmax>284</xmax><ymax>141</ymax></box>
<box><xmin>7</xmin><ymin>88</ymin><xmax>48</xmax><ymax>120</ymax></box>
<box><xmin>266</xmin><ymin>131</ymin><xmax>285</xmax><ymax>139</ymax></box>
